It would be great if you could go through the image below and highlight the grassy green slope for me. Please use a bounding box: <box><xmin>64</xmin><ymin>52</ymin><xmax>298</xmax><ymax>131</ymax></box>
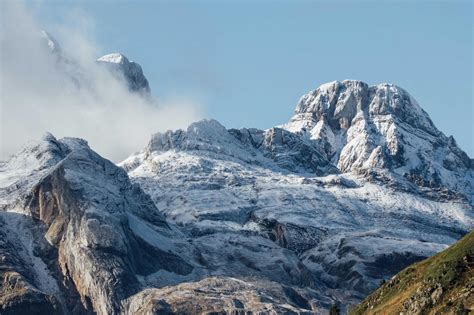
<box><xmin>350</xmin><ymin>231</ymin><xmax>474</xmax><ymax>315</ymax></box>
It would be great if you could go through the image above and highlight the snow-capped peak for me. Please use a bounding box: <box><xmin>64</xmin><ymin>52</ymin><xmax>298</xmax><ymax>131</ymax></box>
<box><xmin>279</xmin><ymin>80</ymin><xmax>473</xmax><ymax>202</ymax></box>
<box><xmin>97</xmin><ymin>53</ymin><xmax>129</xmax><ymax>65</ymax></box>
<box><xmin>97</xmin><ymin>52</ymin><xmax>151</xmax><ymax>95</ymax></box>
<box><xmin>291</xmin><ymin>80</ymin><xmax>435</xmax><ymax>132</ymax></box>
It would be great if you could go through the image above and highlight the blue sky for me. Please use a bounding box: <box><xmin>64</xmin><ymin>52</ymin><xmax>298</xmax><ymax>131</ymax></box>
<box><xmin>32</xmin><ymin>0</ymin><xmax>472</xmax><ymax>155</ymax></box>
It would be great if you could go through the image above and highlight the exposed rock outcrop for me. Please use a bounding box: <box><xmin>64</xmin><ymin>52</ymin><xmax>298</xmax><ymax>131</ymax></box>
<box><xmin>0</xmin><ymin>216</ymin><xmax>62</xmax><ymax>315</ymax></box>
<box><xmin>97</xmin><ymin>53</ymin><xmax>150</xmax><ymax>96</ymax></box>
<box><xmin>124</xmin><ymin>277</ymin><xmax>318</xmax><ymax>314</ymax></box>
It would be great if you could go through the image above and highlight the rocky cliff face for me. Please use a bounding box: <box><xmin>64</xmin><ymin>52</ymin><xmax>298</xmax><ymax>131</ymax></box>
<box><xmin>283</xmin><ymin>80</ymin><xmax>472</xmax><ymax>202</ymax></box>
<box><xmin>97</xmin><ymin>53</ymin><xmax>150</xmax><ymax>96</ymax></box>
<box><xmin>0</xmin><ymin>136</ymin><xmax>195</xmax><ymax>314</ymax></box>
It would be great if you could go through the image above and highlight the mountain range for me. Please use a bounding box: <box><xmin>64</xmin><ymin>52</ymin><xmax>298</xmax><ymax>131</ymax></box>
<box><xmin>0</xmin><ymin>32</ymin><xmax>472</xmax><ymax>315</ymax></box>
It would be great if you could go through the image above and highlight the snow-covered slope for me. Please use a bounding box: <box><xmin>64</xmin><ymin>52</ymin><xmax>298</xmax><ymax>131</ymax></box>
<box><xmin>121</xmin><ymin>81</ymin><xmax>473</xmax><ymax>312</ymax></box>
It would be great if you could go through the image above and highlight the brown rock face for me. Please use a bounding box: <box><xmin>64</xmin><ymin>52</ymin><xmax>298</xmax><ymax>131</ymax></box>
<box><xmin>0</xmin><ymin>216</ymin><xmax>62</xmax><ymax>315</ymax></box>
<box><xmin>1</xmin><ymin>136</ymin><xmax>194</xmax><ymax>315</ymax></box>
<box><xmin>0</xmin><ymin>272</ymin><xmax>60</xmax><ymax>315</ymax></box>
<box><xmin>25</xmin><ymin>160</ymin><xmax>140</xmax><ymax>314</ymax></box>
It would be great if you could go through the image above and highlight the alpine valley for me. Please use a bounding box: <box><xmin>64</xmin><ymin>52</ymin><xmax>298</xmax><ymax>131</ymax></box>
<box><xmin>0</xmin><ymin>33</ymin><xmax>472</xmax><ymax>315</ymax></box>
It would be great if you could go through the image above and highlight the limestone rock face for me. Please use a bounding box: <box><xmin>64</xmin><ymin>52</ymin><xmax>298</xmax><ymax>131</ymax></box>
<box><xmin>283</xmin><ymin>80</ymin><xmax>472</xmax><ymax>202</ymax></box>
<box><xmin>0</xmin><ymin>216</ymin><xmax>62</xmax><ymax>315</ymax></box>
<box><xmin>124</xmin><ymin>277</ymin><xmax>318</xmax><ymax>314</ymax></box>
<box><xmin>351</xmin><ymin>231</ymin><xmax>474</xmax><ymax>315</ymax></box>
<box><xmin>0</xmin><ymin>135</ymin><xmax>194</xmax><ymax>314</ymax></box>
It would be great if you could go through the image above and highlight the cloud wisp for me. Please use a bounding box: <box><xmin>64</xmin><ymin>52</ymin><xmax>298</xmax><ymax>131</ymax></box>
<box><xmin>0</xmin><ymin>2</ymin><xmax>204</xmax><ymax>162</ymax></box>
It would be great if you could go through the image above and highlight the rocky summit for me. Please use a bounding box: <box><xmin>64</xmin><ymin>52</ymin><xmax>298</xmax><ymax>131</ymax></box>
<box><xmin>0</xmin><ymin>33</ymin><xmax>472</xmax><ymax>315</ymax></box>
<box><xmin>38</xmin><ymin>31</ymin><xmax>151</xmax><ymax>97</ymax></box>
<box><xmin>97</xmin><ymin>53</ymin><xmax>151</xmax><ymax>96</ymax></box>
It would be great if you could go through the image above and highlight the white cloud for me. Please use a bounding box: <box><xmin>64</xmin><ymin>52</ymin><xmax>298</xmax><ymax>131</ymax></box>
<box><xmin>0</xmin><ymin>1</ymin><xmax>204</xmax><ymax>162</ymax></box>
